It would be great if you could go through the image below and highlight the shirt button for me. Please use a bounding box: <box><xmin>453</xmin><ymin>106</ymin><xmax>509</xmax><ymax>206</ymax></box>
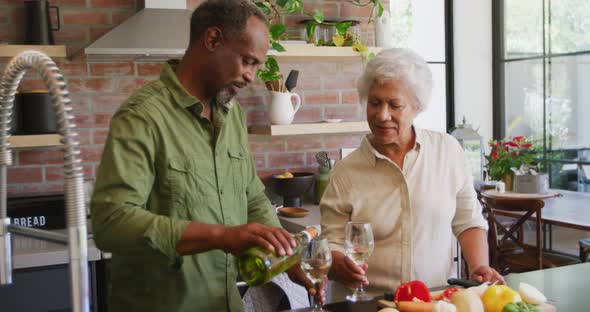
<box><xmin>220</xmin><ymin>188</ymin><xmax>224</xmax><ymax>194</ymax></box>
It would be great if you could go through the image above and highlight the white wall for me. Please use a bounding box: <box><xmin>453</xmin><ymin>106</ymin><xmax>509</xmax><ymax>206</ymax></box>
<box><xmin>453</xmin><ymin>0</ymin><xmax>493</xmax><ymax>145</ymax></box>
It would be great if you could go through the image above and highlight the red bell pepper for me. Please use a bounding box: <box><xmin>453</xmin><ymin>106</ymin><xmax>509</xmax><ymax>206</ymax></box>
<box><xmin>394</xmin><ymin>280</ymin><xmax>431</xmax><ymax>302</ymax></box>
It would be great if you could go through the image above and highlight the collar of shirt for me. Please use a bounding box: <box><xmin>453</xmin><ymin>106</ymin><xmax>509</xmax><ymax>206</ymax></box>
<box><xmin>361</xmin><ymin>126</ymin><xmax>423</xmax><ymax>167</ymax></box>
<box><xmin>159</xmin><ymin>60</ymin><xmax>234</xmax><ymax>118</ymax></box>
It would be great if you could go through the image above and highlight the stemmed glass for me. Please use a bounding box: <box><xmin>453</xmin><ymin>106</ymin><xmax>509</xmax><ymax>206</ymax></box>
<box><xmin>344</xmin><ymin>222</ymin><xmax>374</xmax><ymax>302</ymax></box>
<box><xmin>300</xmin><ymin>238</ymin><xmax>332</xmax><ymax>312</ymax></box>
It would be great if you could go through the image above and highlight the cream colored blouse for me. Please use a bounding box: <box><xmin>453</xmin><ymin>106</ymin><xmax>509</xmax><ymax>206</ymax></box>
<box><xmin>320</xmin><ymin>128</ymin><xmax>488</xmax><ymax>300</ymax></box>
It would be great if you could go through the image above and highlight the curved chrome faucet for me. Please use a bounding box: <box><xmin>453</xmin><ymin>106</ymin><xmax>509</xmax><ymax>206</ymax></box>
<box><xmin>0</xmin><ymin>51</ymin><xmax>89</xmax><ymax>312</ymax></box>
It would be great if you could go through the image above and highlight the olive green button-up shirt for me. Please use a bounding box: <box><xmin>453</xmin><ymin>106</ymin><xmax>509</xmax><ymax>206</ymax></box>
<box><xmin>91</xmin><ymin>61</ymin><xmax>280</xmax><ymax>312</ymax></box>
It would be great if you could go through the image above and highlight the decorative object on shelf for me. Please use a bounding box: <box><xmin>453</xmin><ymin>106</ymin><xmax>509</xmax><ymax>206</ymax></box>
<box><xmin>514</xmin><ymin>171</ymin><xmax>549</xmax><ymax>194</ymax></box>
<box><xmin>375</xmin><ymin>10</ymin><xmax>393</xmax><ymax>48</ymax></box>
<box><xmin>25</xmin><ymin>0</ymin><xmax>60</xmax><ymax>45</ymax></box>
<box><xmin>450</xmin><ymin>117</ymin><xmax>484</xmax><ymax>182</ymax></box>
<box><xmin>15</xmin><ymin>90</ymin><xmax>58</xmax><ymax>134</ymax></box>
<box><xmin>485</xmin><ymin>136</ymin><xmax>535</xmax><ymax>192</ymax></box>
<box><xmin>269</xmin><ymin>91</ymin><xmax>301</xmax><ymax>125</ymax></box>
<box><xmin>271</xmin><ymin>172</ymin><xmax>315</xmax><ymax>207</ymax></box>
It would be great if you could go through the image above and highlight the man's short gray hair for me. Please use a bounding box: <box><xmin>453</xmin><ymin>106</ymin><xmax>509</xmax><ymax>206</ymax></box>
<box><xmin>357</xmin><ymin>48</ymin><xmax>433</xmax><ymax>112</ymax></box>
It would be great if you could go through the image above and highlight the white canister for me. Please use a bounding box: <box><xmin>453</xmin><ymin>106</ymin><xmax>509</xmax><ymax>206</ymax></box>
<box><xmin>375</xmin><ymin>10</ymin><xmax>393</xmax><ymax>48</ymax></box>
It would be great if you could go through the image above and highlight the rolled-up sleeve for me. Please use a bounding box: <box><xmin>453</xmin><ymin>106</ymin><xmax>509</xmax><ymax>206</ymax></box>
<box><xmin>91</xmin><ymin>107</ymin><xmax>190</xmax><ymax>264</ymax></box>
<box><xmin>451</xmin><ymin>139</ymin><xmax>488</xmax><ymax>237</ymax></box>
<box><xmin>320</xmin><ymin>169</ymin><xmax>353</xmax><ymax>254</ymax></box>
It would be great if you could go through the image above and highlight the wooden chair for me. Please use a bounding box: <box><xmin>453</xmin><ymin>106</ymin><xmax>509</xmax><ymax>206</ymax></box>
<box><xmin>480</xmin><ymin>193</ymin><xmax>580</xmax><ymax>274</ymax></box>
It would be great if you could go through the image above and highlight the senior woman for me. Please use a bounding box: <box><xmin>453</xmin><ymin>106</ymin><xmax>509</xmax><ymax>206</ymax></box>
<box><xmin>321</xmin><ymin>48</ymin><xmax>503</xmax><ymax>300</ymax></box>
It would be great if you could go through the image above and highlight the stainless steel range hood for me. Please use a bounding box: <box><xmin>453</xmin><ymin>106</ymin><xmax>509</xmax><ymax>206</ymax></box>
<box><xmin>85</xmin><ymin>0</ymin><xmax>191</xmax><ymax>60</ymax></box>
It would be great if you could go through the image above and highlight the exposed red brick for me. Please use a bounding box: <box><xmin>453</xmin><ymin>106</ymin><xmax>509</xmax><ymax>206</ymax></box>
<box><xmin>0</xmin><ymin>9</ymin><xmax>8</xmax><ymax>23</ymax></box>
<box><xmin>53</xmin><ymin>0</ymin><xmax>87</xmax><ymax>7</ymax></box>
<box><xmin>74</xmin><ymin>114</ymin><xmax>95</xmax><ymax>128</ymax></box>
<box><xmin>303</xmin><ymin>92</ymin><xmax>339</xmax><ymax>105</ymax></box>
<box><xmin>137</xmin><ymin>62</ymin><xmax>164</xmax><ymax>76</ymax></box>
<box><xmin>67</xmin><ymin>78</ymin><xmax>115</xmax><ymax>93</ymax></box>
<box><xmin>324</xmin><ymin>76</ymin><xmax>358</xmax><ymax>90</ymax></box>
<box><xmin>93</xmin><ymin>129</ymin><xmax>109</xmax><ymax>145</ymax></box>
<box><xmin>304</xmin><ymin>3</ymin><xmax>339</xmax><ymax>18</ymax></box>
<box><xmin>81</xmin><ymin>146</ymin><xmax>104</xmax><ymax>162</ymax></box>
<box><xmin>340</xmin><ymin>62</ymin><xmax>363</xmax><ymax>74</ymax></box>
<box><xmin>324</xmin><ymin>134</ymin><xmax>364</xmax><ymax>149</ymax></box>
<box><xmin>0</xmin><ymin>0</ymin><xmax>24</xmax><ymax>4</ymax></box>
<box><xmin>19</xmin><ymin>150</ymin><xmax>64</xmax><ymax>165</ymax></box>
<box><xmin>324</xmin><ymin>105</ymin><xmax>360</xmax><ymax>120</ymax></box>
<box><xmin>89</xmin><ymin>26</ymin><xmax>110</xmax><ymax>42</ymax></box>
<box><xmin>94</xmin><ymin>113</ymin><xmax>113</xmax><ymax>127</ymax></box>
<box><xmin>75</xmin><ymin>129</ymin><xmax>92</xmax><ymax>145</ymax></box>
<box><xmin>63</xmin><ymin>10</ymin><xmax>109</xmax><ymax>25</ymax></box>
<box><xmin>268</xmin><ymin>152</ymin><xmax>305</xmax><ymax>168</ymax></box>
<box><xmin>341</xmin><ymin>91</ymin><xmax>360</xmax><ymax>105</ymax></box>
<box><xmin>18</xmin><ymin>80</ymin><xmax>47</xmax><ymax>91</ymax></box>
<box><xmin>286</xmin><ymin>135</ymin><xmax>323</xmax><ymax>151</ymax></box>
<box><xmin>56</xmin><ymin>61</ymin><xmax>88</xmax><ymax>76</ymax></box>
<box><xmin>10</xmin><ymin>7</ymin><xmax>24</xmax><ymax>24</ymax></box>
<box><xmin>246</xmin><ymin>109</ymin><xmax>269</xmax><ymax>125</ymax></box>
<box><xmin>298</xmin><ymin>77</ymin><xmax>322</xmax><ymax>91</ymax></box>
<box><xmin>7</xmin><ymin>167</ymin><xmax>43</xmax><ymax>183</ymax></box>
<box><xmin>248</xmin><ymin>137</ymin><xmax>285</xmax><ymax>153</ymax></box>
<box><xmin>292</xmin><ymin>107</ymin><xmax>322</xmax><ymax>123</ymax></box>
<box><xmin>254</xmin><ymin>154</ymin><xmax>266</xmax><ymax>168</ymax></box>
<box><xmin>112</xmin><ymin>11</ymin><xmax>134</xmax><ymax>25</ymax></box>
<box><xmin>0</xmin><ymin>25</ymin><xmax>24</xmax><ymax>43</ymax></box>
<box><xmin>45</xmin><ymin>164</ymin><xmax>94</xmax><ymax>181</ymax></box>
<box><xmin>69</xmin><ymin>95</ymin><xmax>92</xmax><ymax>113</ymax></box>
<box><xmin>53</xmin><ymin>26</ymin><xmax>88</xmax><ymax>43</ymax></box>
<box><xmin>90</xmin><ymin>62</ymin><xmax>134</xmax><ymax>76</ymax></box>
<box><xmin>93</xmin><ymin>95</ymin><xmax>126</xmax><ymax>112</ymax></box>
<box><xmin>235</xmin><ymin>95</ymin><xmax>264</xmax><ymax>108</ymax></box>
<box><xmin>90</xmin><ymin>0</ymin><xmax>136</xmax><ymax>9</ymax></box>
<box><xmin>117</xmin><ymin>78</ymin><xmax>150</xmax><ymax>94</ymax></box>
<box><xmin>340</xmin><ymin>3</ymin><xmax>374</xmax><ymax>18</ymax></box>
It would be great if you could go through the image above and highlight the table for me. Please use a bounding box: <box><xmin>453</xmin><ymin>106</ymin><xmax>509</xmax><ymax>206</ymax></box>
<box><xmin>283</xmin><ymin>263</ymin><xmax>590</xmax><ymax>312</ymax></box>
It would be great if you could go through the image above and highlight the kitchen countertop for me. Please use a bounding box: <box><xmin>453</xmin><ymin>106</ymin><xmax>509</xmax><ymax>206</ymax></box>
<box><xmin>278</xmin><ymin>204</ymin><xmax>321</xmax><ymax>233</ymax></box>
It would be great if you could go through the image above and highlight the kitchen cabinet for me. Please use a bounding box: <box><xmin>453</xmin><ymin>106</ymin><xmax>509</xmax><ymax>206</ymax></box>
<box><xmin>248</xmin><ymin>121</ymin><xmax>369</xmax><ymax>136</ymax></box>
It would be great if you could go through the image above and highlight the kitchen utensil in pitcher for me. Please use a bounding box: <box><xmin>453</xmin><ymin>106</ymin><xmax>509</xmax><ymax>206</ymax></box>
<box><xmin>315</xmin><ymin>151</ymin><xmax>330</xmax><ymax>169</ymax></box>
<box><xmin>25</xmin><ymin>0</ymin><xmax>61</xmax><ymax>45</ymax></box>
<box><xmin>285</xmin><ymin>70</ymin><xmax>299</xmax><ymax>92</ymax></box>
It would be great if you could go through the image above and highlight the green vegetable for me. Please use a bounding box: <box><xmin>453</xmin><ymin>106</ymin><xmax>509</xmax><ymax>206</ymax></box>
<box><xmin>502</xmin><ymin>302</ymin><xmax>540</xmax><ymax>312</ymax></box>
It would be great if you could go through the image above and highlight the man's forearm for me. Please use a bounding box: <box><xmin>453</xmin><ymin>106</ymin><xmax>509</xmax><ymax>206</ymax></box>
<box><xmin>458</xmin><ymin>227</ymin><xmax>489</xmax><ymax>272</ymax></box>
<box><xmin>175</xmin><ymin>222</ymin><xmax>226</xmax><ymax>255</ymax></box>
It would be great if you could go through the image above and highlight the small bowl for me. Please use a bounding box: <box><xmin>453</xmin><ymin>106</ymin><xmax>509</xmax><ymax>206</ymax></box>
<box><xmin>277</xmin><ymin>207</ymin><xmax>309</xmax><ymax>218</ymax></box>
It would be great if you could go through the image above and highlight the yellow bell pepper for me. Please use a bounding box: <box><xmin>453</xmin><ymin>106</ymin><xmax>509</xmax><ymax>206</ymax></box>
<box><xmin>482</xmin><ymin>285</ymin><xmax>522</xmax><ymax>312</ymax></box>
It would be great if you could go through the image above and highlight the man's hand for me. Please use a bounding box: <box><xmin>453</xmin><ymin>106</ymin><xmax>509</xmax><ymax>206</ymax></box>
<box><xmin>470</xmin><ymin>265</ymin><xmax>505</xmax><ymax>284</ymax></box>
<box><xmin>286</xmin><ymin>263</ymin><xmax>327</xmax><ymax>306</ymax></box>
<box><xmin>328</xmin><ymin>251</ymin><xmax>369</xmax><ymax>288</ymax></box>
<box><xmin>220</xmin><ymin>223</ymin><xmax>296</xmax><ymax>256</ymax></box>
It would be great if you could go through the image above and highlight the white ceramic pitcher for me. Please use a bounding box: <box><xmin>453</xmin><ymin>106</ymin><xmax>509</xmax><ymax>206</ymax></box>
<box><xmin>269</xmin><ymin>91</ymin><xmax>301</xmax><ymax>125</ymax></box>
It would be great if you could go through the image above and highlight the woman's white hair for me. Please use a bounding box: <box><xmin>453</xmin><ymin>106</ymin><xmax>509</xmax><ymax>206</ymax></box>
<box><xmin>357</xmin><ymin>48</ymin><xmax>433</xmax><ymax>112</ymax></box>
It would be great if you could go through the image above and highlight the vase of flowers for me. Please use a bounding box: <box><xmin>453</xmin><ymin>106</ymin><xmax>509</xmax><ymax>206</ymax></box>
<box><xmin>486</xmin><ymin>136</ymin><xmax>534</xmax><ymax>191</ymax></box>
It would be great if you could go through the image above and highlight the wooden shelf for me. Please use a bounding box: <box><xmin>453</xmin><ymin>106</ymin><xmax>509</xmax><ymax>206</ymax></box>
<box><xmin>268</xmin><ymin>45</ymin><xmax>382</xmax><ymax>61</ymax></box>
<box><xmin>0</xmin><ymin>45</ymin><xmax>67</xmax><ymax>59</ymax></box>
<box><xmin>9</xmin><ymin>134</ymin><xmax>61</xmax><ymax>148</ymax></box>
<box><xmin>248</xmin><ymin>121</ymin><xmax>369</xmax><ymax>136</ymax></box>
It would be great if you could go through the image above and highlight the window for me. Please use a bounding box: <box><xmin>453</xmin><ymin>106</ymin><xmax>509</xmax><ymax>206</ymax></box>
<box><xmin>390</xmin><ymin>0</ymin><xmax>454</xmax><ymax>132</ymax></box>
<box><xmin>493</xmin><ymin>0</ymin><xmax>590</xmax><ymax>192</ymax></box>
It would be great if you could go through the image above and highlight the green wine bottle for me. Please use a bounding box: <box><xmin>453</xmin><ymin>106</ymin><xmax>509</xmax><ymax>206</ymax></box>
<box><xmin>237</xmin><ymin>225</ymin><xmax>321</xmax><ymax>286</ymax></box>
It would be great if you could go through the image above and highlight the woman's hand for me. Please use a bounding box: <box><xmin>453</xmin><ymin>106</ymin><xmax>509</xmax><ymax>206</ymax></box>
<box><xmin>328</xmin><ymin>251</ymin><xmax>369</xmax><ymax>288</ymax></box>
<box><xmin>286</xmin><ymin>264</ymin><xmax>327</xmax><ymax>305</ymax></box>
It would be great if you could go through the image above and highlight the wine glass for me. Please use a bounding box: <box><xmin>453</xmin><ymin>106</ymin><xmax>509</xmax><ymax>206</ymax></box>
<box><xmin>344</xmin><ymin>222</ymin><xmax>374</xmax><ymax>302</ymax></box>
<box><xmin>300</xmin><ymin>238</ymin><xmax>332</xmax><ymax>312</ymax></box>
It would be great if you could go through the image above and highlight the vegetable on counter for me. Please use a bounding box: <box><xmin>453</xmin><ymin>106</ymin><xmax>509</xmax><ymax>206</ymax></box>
<box><xmin>397</xmin><ymin>301</ymin><xmax>433</xmax><ymax>312</ymax></box>
<box><xmin>395</xmin><ymin>280</ymin><xmax>431</xmax><ymax>302</ymax></box>
<box><xmin>502</xmin><ymin>302</ymin><xmax>540</xmax><ymax>312</ymax></box>
<box><xmin>518</xmin><ymin>282</ymin><xmax>547</xmax><ymax>305</ymax></box>
<box><xmin>432</xmin><ymin>287</ymin><xmax>459</xmax><ymax>301</ymax></box>
<box><xmin>451</xmin><ymin>289</ymin><xmax>484</xmax><ymax>312</ymax></box>
<box><xmin>482</xmin><ymin>285</ymin><xmax>522</xmax><ymax>312</ymax></box>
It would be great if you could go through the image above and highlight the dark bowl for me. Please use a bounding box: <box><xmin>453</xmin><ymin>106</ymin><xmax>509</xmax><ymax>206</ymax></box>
<box><xmin>271</xmin><ymin>172</ymin><xmax>315</xmax><ymax>207</ymax></box>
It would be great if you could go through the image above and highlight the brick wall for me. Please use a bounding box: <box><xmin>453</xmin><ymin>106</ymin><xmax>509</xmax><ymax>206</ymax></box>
<box><xmin>0</xmin><ymin>0</ymin><xmax>387</xmax><ymax>195</ymax></box>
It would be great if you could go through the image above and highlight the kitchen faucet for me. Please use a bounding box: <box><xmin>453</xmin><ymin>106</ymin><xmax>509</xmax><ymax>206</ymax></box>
<box><xmin>0</xmin><ymin>51</ymin><xmax>89</xmax><ymax>312</ymax></box>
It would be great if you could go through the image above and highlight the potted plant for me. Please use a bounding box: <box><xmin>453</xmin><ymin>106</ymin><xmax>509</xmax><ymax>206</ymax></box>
<box><xmin>486</xmin><ymin>136</ymin><xmax>535</xmax><ymax>191</ymax></box>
